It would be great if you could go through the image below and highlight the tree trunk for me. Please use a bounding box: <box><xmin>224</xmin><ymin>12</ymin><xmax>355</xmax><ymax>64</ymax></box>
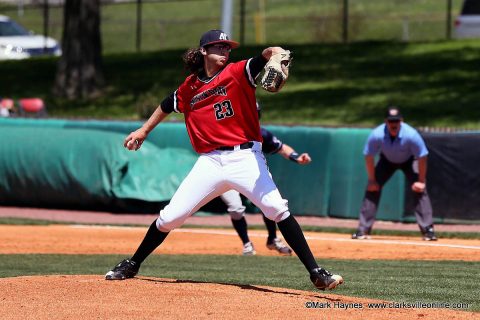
<box><xmin>53</xmin><ymin>0</ymin><xmax>104</xmax><ymax>100</ymax></box>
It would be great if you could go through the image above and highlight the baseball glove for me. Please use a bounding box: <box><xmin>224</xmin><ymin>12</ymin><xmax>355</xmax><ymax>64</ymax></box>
<box><xmin>260</xmin><ymin>50</ymin><xmax>292</xmax><ymax>92</ymax></box>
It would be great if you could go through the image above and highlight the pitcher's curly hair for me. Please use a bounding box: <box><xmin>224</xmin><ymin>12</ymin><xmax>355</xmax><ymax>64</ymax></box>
<box><xmin>182</xmin><ymin>48</ymin><xmax>204</xmax><ymax>74</ymax></box>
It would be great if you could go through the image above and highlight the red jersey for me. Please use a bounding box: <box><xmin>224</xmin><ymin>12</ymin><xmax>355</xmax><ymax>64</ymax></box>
<box><xmin>173</xmin><ymin>59</ymin><xmax>262</xmax><ymax>153</ymax></box>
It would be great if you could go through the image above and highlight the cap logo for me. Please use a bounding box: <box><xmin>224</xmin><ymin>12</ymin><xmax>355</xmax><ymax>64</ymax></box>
<box><xmin>390</xmin><ymin>109</ymin><xmax>399</xmax><ymax>116</ymax></box>
<box><xmin>219</xmin><ymin>32</ymin><xmax>228</xmax><ymax>40</ymax></box>
<box><xmin>199</xmin><ymin>30</ymin><xmax>239</xmax><ymax>48</ymax></box>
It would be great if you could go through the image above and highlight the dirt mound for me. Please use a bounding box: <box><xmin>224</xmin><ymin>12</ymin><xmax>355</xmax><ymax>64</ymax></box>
<box><xmin>1</xmin><ymin>275</ymin><xmax>477</xmax><ymax>320</ymax></box>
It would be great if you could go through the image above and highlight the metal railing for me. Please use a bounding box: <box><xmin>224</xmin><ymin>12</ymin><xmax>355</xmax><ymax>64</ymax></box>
<box><xmin>0</xmin><ymin>0</ymin><xmax>465</xmax><ymax>54</ymax></box>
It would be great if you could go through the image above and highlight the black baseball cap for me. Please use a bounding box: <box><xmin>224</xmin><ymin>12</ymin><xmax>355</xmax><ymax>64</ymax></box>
<box><xmin>199</xmin><ymin>29</ymin><xmax>239</xmax><ymax>49</ymax></box>
<box><xmin>385</xmin><ymin>107</ymin><xmax>403</xmax><ymax>121</ymax></box>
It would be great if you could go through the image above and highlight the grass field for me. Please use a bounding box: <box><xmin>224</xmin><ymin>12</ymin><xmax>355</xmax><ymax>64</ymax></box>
<box><xmin>0</xmin><ymin>254</ymin><xmax>478</xmax><ymax>311</ymax></box>
<box><xmin>1</xmin><ymin>39</ymin><xmax>480</xmax><ymax>128</ymax></box>
<box><xmin>0</xmin><ymin>0</ymin><xmax>465</xmax><ymax>51</ymax></box>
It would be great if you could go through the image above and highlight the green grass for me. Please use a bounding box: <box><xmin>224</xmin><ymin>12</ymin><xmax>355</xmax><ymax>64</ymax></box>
<box><xmin>0</xmin><ymin>217</ymin><xmax>149</xmax><ymax>228</ymax></box>
<box><xmin>2</xmin><ymin>39</ymin><xmax>480</xmax><ymax>128</ymax></box>
<box><xmin>0</xmin><ymin>217</ymin><xmax>59</xmax><ymax>225</ymax></box>
<box><xmin>0</xmin><ymin>254</ymin><xmax>478</xmax><ymax>311</ymax></box>
<box><xmin>0</xmin><ymin>0</ymin><xmax>465</xmax><ymax>51</ymax></box>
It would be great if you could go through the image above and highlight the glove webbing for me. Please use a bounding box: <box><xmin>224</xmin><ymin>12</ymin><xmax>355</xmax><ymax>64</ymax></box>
<box><xmin>263</xmin><ymin>67</ymin><xmax>284</xmax><ymax>91</ymax></box>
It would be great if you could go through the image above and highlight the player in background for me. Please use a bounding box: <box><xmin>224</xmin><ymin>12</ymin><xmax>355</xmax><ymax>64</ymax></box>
<box><xmin>224</xmin><ymin>125</ymin><xmax>312</xmax><ymax>256</ymax></box>
<box><xmin>105</xmin><ymin>29</ymin><xmax>343</xmax><ymax>291</ymax></box>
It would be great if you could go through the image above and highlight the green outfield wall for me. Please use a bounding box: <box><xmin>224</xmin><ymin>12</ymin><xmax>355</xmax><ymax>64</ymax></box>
<box><xmin>0</xmin><ymin>118</ymin><xmax>412</xmax><ymax>222</ymax></box>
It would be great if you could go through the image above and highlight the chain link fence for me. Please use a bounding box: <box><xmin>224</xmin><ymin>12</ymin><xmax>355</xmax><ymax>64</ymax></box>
<box><xmin>0</xmin><ymin>0</ymin><xmax>465</xmax><ymax>54</ymax></box>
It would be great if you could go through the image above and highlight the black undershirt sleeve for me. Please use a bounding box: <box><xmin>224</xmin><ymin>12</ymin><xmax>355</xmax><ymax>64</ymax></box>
<box><xmin>160</xmin><ymin>92</ymin><xmax>175</xmax><ymax>113</ymax></box>
<box><xmin>248</xmin><ymin>55</ymin><xmax>268</xmax><ymax>80</ymax></box>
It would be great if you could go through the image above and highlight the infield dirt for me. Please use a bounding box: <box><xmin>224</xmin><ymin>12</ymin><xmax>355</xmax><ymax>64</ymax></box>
<box><xmin>0</xmin><ymin>224</ymin><xmax>479</xmax><ymax>320</ymax></box>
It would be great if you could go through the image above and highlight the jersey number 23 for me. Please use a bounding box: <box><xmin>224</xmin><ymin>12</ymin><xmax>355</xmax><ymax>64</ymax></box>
<box><xmin>213</xmin><ymin>100</ymin><xmax>234</xmax><ymax>120</ymax></box>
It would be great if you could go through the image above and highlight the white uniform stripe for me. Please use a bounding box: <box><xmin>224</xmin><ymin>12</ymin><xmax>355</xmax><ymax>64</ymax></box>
<box><xmin>245</xmin><ymin>58</ymin><xmax>257</xmax><ymax>87</ymax></box>
<box><xmin>173</xmin><ymin>90</ymin><xmax>180</xmax><ymax>113</ymax></box>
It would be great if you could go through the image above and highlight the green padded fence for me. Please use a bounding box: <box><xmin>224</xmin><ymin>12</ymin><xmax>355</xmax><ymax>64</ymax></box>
<box><xmin>325</xmin><ymin>128</ymin><xmax>405</xmax><ymax>221</ymax></box>
<box><xmin>0</xmin><ymin>118</ymin><xmax>405</xmax><ymax>221</ymax></box>
<box><xmin>0</xmin><ymin>124</ymin><xmax>197</xmax><ymax>211</ymax></box>
<box><xmin>262</xmin><ymin>125</ymin><xmax>333</xmax><ymax>216</ymax></box>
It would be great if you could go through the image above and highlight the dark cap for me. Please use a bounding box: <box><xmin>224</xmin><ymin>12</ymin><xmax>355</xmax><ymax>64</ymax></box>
<box><xmin>199</xmin><ymin>29</ymin><xmax>239</xmax><ymax>49</ymax></box>
<box><xmin>385</xmin><ymin>107</ymin><xmax>403</xmax><ymax>121</ymax></box>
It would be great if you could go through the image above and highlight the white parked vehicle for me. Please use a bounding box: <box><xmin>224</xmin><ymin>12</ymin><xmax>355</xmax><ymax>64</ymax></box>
<box><xmin>0</xmin><ymin>15</ymin><xmax>61</xmax><ymax>60</ymax></box>
<box><xmin>454</xmin><ymin>0</ymin><xmax>480</xmax><ymax>39</ymax></box>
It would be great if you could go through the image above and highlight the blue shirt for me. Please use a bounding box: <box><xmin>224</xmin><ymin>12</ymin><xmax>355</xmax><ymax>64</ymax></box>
<box><xmin>363</xmin><ymin>122</ymin><xmax>428</xmax><ymax>164</ymax></box>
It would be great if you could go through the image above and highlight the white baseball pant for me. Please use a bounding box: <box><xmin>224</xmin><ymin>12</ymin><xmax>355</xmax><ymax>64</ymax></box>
<box><xmin>155</xmin><ymin>141</ymin><xmax>290</xmax><ymax>232</ymax></box>
<box><xmin>220</xmin><ymin>189</ymin><xmax>246</xmax><ymax>220</ymax></box>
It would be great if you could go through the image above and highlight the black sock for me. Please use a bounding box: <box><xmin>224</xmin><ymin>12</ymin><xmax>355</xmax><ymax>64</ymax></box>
<box><xmin>131</xmin><ymin>220</ymin><xmax>169</xmax><ymax>265</ymax></box>
<box><xmin>277</xmin><ymin>215</ymin><xmax>318</xmax><ymax>272</ymax></box>
<box><xmin>263</xmin><ymin>215</ymin><xmax>277</xmax><ymax>243</ymax></box>
<box><xmin>231</xmin><ymin>217</ymin><xmax>250</xmax><ymax>244</ymax></box>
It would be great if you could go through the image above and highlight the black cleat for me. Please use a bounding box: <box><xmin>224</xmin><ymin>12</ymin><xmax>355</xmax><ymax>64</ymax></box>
<box><xmin>422</xmin><ymin>225</ymin><xmax>438</xmax><ymax>241</ymax></box>
<box><xmin>105</xmin><ymin>259</ymin><xmax>139</xmax><ymax>280</ymax></box>
<box><xmin>310</xmin><ymin>267</ymin><xmax>344</xmax><ymax>291</ymax></box>
<box><xmin>351</xmin><ymin>230</ymin><xmax>371</xmax><ymax>240</ymax></box>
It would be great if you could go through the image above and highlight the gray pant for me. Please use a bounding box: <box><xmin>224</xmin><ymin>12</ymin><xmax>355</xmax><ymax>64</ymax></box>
<box><xmin>358</xmin><ymin>154</ymin><xmax>433</xmax><ymax>233</ymax></box>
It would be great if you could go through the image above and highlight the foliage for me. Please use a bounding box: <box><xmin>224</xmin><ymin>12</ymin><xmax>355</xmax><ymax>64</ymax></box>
<box><xmin>1</xmin><ymin>40</ymin><xmax>480</xmax><ymax>128</ymax></box>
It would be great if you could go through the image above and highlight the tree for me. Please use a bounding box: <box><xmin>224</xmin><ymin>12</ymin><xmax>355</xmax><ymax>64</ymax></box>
<box><xmin>53</xmin><ymin>0</ymin><xmax>104</xmax><ymax>99</ymax></box>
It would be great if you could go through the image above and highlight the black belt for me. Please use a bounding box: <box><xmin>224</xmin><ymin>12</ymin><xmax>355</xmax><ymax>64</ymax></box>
<box><xmin>217</xmin><ymin>142</ymin><xmax>254</xmax><ymax>151</ymax></box>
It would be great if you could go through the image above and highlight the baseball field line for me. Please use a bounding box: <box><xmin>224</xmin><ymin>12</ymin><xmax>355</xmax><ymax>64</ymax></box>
<box><xmin>179</xmin><ymin>228</ymin><xmax>480</xmax><ymax>250</ymax></box>
<box><xmin>69</xmin><ymin>225</ymin><xmax>480</xmax><ymax>251</ymax></box>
